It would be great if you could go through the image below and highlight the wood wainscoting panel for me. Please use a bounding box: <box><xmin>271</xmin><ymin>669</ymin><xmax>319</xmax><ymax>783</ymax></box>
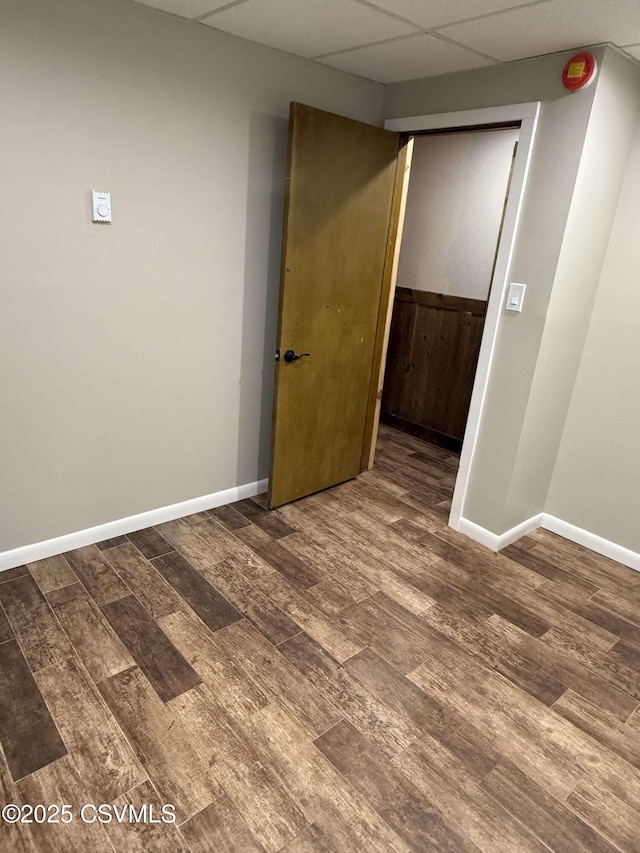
<box><xmin>381</xmin><ymin>287</ymin><xmax>487</xmax><ymax>451</ymax></box>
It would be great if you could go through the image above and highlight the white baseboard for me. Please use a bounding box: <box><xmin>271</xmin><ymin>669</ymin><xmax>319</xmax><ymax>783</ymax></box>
<box><xmin>456</xmin><ymin>510</ymin><xmax>640</xmax><ymax>574</ymax></box>
<box><xmin>456</xmin><ymin>517</ymin><xmax>501</xmax><ymax>551</ymax></box>
<box><xmin>541</xmin><ymin>514</ymin><xmax>640</xmax><ymax>573</ymax></box>
<box><xmin>457</xmin><ymin>513</ymin><xmax>543</xmax><ymax>552</ymax></box>
<box><xmin>6</xmin><ymin>485</ymin><xmax>639</xmax><ymax>578</ymax></box>
<box><xmin>0</xmin><ymin>478</ymin><xmax>268</xmax><ymax>573</ymax></box>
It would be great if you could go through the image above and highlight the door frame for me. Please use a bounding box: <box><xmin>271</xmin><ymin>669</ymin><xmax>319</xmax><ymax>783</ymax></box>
<box><xmin>383</xmin><ymin>102</ymin><xmax>540</xmax><ymax>532</ymax></box>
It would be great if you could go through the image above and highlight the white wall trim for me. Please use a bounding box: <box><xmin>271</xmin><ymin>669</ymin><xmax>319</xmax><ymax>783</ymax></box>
<box><xmin>457</xmin><ymin>510</ymin><xmax>640</xmax><ymax>573</ymax></box>
<box><xmin>384</xmin><ymin>103</ymin><xmax>541</xmax><ymax>534</ymax></box>
<box><xmin>385</xmin><ymin>102</ymin><xmax>540</xmax><ymax>134</ymax></box>
<box><xmin>458</xmin><ymin>512</ymin><xmax>543</xmax><ymax>552</ymax></box>
<box><xmin>541</xmin><ymin>514</ymin><xmax>640</xmax><ymax>573</ymax></box>
<box><xmin>0</xmin><ymin>478</ymin><xmax>268</xmax><ymax>573</ymax></box>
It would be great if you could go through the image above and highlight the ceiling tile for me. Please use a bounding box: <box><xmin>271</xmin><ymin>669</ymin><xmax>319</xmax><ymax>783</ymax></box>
<box><xmin>200</xmin><ymin>0</ymin><xmax>419</xmax><ymax>58</ymax></box>
<box><xmin>134</xmin><ymin>0</ymin><xmax>236</xmax><ymax>18</ymax></box>
<box><xmin>318</xmin><ymin>33</ymin><xmax>495</xmax><ymax>83</ymax></box>
<box><xmin>362</xmin><ymin>0</ymin><xmax>541</xmax><ymax>30</ymax></box>
<box><xmin>437</xmin><ymin>0</ymin><xmax>640</xmax><ymax>62</ymax></box>
<box><xmin>622</xmin><ymin>43</ymin><xmax>640</xmax><ymax>60</ymax></box>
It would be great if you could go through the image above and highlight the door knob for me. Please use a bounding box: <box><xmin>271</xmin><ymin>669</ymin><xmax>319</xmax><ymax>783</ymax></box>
<box><xmin>283</xmin><ymin>349</ymin><xmax>310</xmax><ymax>363</ymax></box>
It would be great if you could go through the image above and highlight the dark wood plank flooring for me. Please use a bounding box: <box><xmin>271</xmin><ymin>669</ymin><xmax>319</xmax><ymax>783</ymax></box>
<box><xmin>1</xmin><ymin>424</ymin><xmax>639</xmax><ymax>851</ymax></box>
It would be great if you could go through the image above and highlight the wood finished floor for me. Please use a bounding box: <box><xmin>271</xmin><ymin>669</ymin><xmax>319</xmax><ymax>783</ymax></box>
<box><xmin>1</xmin><ymin>425</ymin><xmax>640</xmax><ymax>851</ymax></box>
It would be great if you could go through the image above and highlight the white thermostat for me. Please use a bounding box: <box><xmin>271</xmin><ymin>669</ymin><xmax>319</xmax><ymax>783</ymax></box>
<box><xmin>91</xmin><ymin>190</ymin><xmax>112</xmax><ymax>223</ymax></box>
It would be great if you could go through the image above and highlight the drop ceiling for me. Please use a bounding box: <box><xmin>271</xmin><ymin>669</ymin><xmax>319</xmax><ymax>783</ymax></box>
<box><xmin>133</xmin><ymin>0</ymin><xmax>640</xmax><ymax>83</ymax></box>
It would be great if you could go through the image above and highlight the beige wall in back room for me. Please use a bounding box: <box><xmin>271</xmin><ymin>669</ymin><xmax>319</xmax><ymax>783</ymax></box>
<box><xmin>0</xmin><ymin>0</ymin><xmax>383</xmax><ymax>553</ymax></box>
<box><xmin>546</xmin><ymin>105</ymin><xmax>640</xmax><ymax>552</ymax></box>
<box><xmin>396</xmin><ymin>129</ymin><xmax>520</xmax><ymax>301</ymax></box>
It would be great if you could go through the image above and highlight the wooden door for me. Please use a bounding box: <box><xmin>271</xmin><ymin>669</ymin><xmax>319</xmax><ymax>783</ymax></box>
<box><xmin>269</xmin><ymin>103</ymin><xmax>400</xmax><ymax>507</ymax></box>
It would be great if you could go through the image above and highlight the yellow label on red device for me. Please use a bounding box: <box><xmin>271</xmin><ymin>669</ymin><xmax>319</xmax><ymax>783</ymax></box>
<box><xmin>567</xmin><ymin>62</ymin><xmax>586</xmax><ymax>79</ymax></box>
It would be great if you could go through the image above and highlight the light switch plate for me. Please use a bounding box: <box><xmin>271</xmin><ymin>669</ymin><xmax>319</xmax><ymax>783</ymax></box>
<box><xmin>506</xmin><ymin>282</ymin><xmax>526</xmax><ymax>312</ymax></box>
<box><xmin>91</xmin><ymin>190</ymin><xmax>111</xmax><ymax>224</ymax></box>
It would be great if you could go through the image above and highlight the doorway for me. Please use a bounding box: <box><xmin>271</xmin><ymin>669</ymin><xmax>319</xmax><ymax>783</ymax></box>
<box><xmin>383</xmin><ymin>104</ymin><xmax>540</xmax><ymax>532</ymax></box>
<box><xmin>380</xmin><ymin>127</ymin><xmax>519</xmax><ymax>454</ymax></box>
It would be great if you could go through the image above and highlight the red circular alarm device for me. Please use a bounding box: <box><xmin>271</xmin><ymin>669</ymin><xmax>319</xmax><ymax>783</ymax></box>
<box><xmin>562</xmin><ymin>52</ymin><xmax>597</xmax><ymax>91</ymax></box>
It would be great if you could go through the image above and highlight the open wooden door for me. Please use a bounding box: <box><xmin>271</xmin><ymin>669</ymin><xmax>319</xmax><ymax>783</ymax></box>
<box><xmin>268</xmin><ymin>103</ymin><xmax>402</xmax><ymax>508</ymax></box>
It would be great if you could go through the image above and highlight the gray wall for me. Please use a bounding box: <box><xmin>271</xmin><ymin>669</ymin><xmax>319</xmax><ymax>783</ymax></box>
<box><xmin>385</xmin><ymin>45</ymin><xmax>640</xmax><ymax>540</ymax></box>
<box><xmin>396</xmin><ymin>129</ymin><xmax>519</xmax><ymax>300</ymax></box>
<box><xmin>547</xmin><ymin>105</ymin><xmax>640</xmax><ymax>551</ymax></box>
<box><xmin>504</xmin><ymin>49</ymin><xmax>640</xmax><ymax>534</ymax></box>
<box><xmin>0</xmin><ymin>0</ymin><xmax>382</xmax><ymax>552</ymax></box>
